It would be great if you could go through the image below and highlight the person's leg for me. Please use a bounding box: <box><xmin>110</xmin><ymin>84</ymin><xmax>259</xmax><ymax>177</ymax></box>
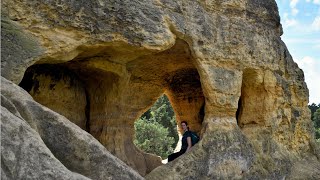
<box><xmin>168</xmin><ymin>152</ymin><xmax>178</xmax><ymax>162</ymax></box>
<box><xmin>168</xmin><ymin>150</ymin><xmax>186</xmax><ymax>162</ymax></box>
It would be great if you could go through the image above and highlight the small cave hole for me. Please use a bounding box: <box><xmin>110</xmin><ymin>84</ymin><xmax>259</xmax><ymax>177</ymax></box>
<box><xmin>236</xmin><ymin>97</ymin><xmax>243</xmax><ymax>128</ymax></box>
<box><xmin>237</xmin><ymin>68</ymin><xmax>267</xmax><ymax>128</ymax></box>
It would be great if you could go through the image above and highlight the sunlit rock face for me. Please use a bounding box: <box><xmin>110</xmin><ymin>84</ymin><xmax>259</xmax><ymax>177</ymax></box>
<box><xmin>2</xmin><ymin>0</ymin><xmax>320</xmax><ymax>179</ymax></box>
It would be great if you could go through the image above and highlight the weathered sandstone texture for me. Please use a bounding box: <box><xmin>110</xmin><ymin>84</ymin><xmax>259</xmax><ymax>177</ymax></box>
<box><xmin>1</xmin><ymin>0</ymin><xmax>320</xmax><ymax>179</ymax></box>
<box><xmin>1</xmin><ymin>77</ymin><xmax>143</xmax><ymax>180</ymax></box>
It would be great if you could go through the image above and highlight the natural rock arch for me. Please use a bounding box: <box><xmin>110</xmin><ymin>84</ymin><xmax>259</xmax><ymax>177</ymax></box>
<box><xmin>19</xmin><ymin>39</ymin><xmax>206</xmax><ymax>176</ymax></box>
<box><xmin>2</xmin><ymin>0</ymin><xmax>320</xmax><ymax>179</ymax></box>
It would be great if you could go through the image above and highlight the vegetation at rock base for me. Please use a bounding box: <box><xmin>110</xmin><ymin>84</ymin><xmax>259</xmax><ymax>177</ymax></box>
<box><xmin>308</xmin><ymin>103</ymin><xmax>320</xmax><ymax>142</ymax></box>
<box><xmin>313</xmin><ymin>109</ymin><xmax>320</xmax><ymax>142</ymax></box>
<box><xmin>134</xmin><ymin>95</ymin><xmax>179</xmax><ymax>159</ymax></box>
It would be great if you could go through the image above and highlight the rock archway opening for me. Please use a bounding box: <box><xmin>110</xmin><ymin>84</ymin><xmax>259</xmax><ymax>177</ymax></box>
<box><xmin>18</xmin><ymin>39</ymin><xmax>206</xmax><ymax>176</ymax></box>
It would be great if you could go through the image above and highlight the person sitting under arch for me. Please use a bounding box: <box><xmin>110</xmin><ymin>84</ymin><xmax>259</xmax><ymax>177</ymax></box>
<box><xmin>168</xmin><ymin>121</ymin><xmax>192</xmax><ymax>162</ymax></box>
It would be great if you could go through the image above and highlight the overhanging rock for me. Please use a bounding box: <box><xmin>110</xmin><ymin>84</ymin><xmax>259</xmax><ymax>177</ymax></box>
<box><xmin>1</xmin><ymin>0</ymin><xmax>320</xmax><ymax>179</ymax></box>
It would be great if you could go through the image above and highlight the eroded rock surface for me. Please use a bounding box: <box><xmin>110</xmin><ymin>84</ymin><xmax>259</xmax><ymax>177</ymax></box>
<box><xmin>1</xmin><ymin>105</ymin><xmax>89</xmax><ymax>180</ymax></box>
<box><xmin>1</xmin><ymin>77</ymin><xmax>143</xmax><ymax>180</ymax></box>
<box><xmin>1</xmin><ymin>0</ymin><xmax>320</xmax><ymax>179</ymax></box>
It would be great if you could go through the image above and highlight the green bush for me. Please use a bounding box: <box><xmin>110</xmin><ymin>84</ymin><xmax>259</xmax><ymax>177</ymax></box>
<box><xmin>313</xmin><ymin>109</ymin><xmax>320</xmax><ymax>129</ymax></box>
<box><xmin>134</xmin><ymin>118</ymin><xmax>175</xmax><ymax>159</ymax></box>
<box><xmin>315</xmin><ymin>128</ymin><xmax>320</xmax><ymax>140</ymax></box>
<box><xmin>309</xmin><ymin>103</ymin><xmax>320</xmax><ymax>141</ymax></box>
<box><xmin>134</xmin><ymin>95</ymin><xmax>178</xmax><ymax>159</ymax></box>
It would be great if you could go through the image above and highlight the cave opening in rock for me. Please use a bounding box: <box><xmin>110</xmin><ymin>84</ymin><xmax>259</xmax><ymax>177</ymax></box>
<box><xmin>18</xmin><ymin>39</ymin><xmax>206</xmax><ymax>176</ymax></box>
<box><xmin>133</xmin><ymin>94</ymin><xmax>179</xmax><ymax>161</ymax></box>
<box><xmin>19</xmin><ymin>63</ymin><xmax>89</xmax><ymax>130</ymax></box>
<box><xmin>126</xmin><ymin>39</ymin><xmax>205</xmax><ymax>172</ymax></box>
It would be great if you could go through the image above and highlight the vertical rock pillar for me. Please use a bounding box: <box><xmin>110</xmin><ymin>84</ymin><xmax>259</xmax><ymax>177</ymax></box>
<box><xmin>198</xmin><ymin>66</ymin><xmax>255</xmax><ymax>177</ymax></box>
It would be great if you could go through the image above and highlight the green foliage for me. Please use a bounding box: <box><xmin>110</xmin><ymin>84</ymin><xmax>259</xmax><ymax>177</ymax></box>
<box><xmin>134</xmin><ymin>95</ymin><xmax>179</xmax><ymax>159</ymax></box>
<box><xmin>134</xmin><ymin>118</ymin><xmax>175</xmax><ymax>158</ymax></box>
<box><xmin>308</xmin><ymin>103</ymin><xmax>320</xmax><ymax>120</ymax></box>
<box><xmin>315</xmin><ymin>128</ymin><xmax>320</xmax><ymax>140</ymax></box>
<box><xmin>313</xmin><ymin>109</ymin><xmax>320</xmax><ymax>129</ymax></box>
<box><xmin>308</xmin><ymin>103</ymin><xmax>320</xmax><ymax>140</ymax></box>
<box><xmin>313</xmin><ymin>109</ymin><xmax>320</xmax><ymax>140</ymax></box>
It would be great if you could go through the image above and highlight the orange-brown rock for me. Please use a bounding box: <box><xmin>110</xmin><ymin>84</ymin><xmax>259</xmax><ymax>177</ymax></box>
<box><xmin>1</xmin><ymin>0</ymin><xmax>320</xmax><ymax>179</ymax></box>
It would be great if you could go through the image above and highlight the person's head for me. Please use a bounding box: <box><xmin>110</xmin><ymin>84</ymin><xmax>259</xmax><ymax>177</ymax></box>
<box><xmin>181</xmin><ymin>121</ymin><xmax>189</xmax><ymax>132</ymax></box>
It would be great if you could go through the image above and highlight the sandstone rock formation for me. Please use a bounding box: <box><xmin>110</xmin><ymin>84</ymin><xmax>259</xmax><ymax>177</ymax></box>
<box><xmin>1</xmin><ymin>0</ymin><xmax>320</xmax><ymax>179</ymax></box>
<box><xmin>1</xmin><ymin>77</ymin><xmax>144</xmax><ymax>180</ymax></box>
